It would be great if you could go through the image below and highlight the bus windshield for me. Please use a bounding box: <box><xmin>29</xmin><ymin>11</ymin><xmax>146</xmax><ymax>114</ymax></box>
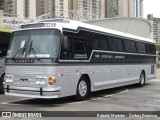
<box><xmin>7</xmin><ymin>29</ymin><xmax>61</xmax><ymax>59</ymax></box>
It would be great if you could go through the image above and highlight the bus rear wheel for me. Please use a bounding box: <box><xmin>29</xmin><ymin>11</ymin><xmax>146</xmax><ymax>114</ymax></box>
<box><xmin>138</xmin><ymin>72</ymin><xmax>145</xmax><ymax>87</ymax></box>
<box><xmin>76</xmin><ymin>76</ymin><xmax>90</xmax><ymax>100</ymax></box>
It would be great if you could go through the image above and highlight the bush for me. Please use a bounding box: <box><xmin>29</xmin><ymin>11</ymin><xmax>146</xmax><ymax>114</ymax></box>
<box><xmin>156</xmin><ymin>44</ymin><xmax>160</xmax><ymax>52</ymax></box>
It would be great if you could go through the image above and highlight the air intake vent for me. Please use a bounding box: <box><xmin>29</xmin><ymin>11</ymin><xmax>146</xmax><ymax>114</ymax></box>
<box><xmin>40</xmin><ymin>19</ymin><xmax>70</xmax><ymax>23</ymax></box>
<box><xmin>21</xmin><ymin>23</ymin><xmax>45</xmax><ymax>29</ymax></box>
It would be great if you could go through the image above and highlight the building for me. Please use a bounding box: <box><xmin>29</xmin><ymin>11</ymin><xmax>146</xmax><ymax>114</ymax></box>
<box><xmin>2</xmin><ymin>0</ymin><xmax>105</xmax><ymax>20</ymax></box>
<box><xmin>92</xmin><ymin>0</ymin><xmax>105</xmax><ymax>19</ymax></box>
<box><xmin>147</xmin><ymin>14</ymin><xmax>160</xmax><ymax>43</ymax></box>
<box><xmin>4</xmin><ymin>0</ymin><xmax>17</xmax><ymax>17</ymax></box>
<box><xmin>135</xmin><ymin>0</ymin><xmax>143</xmax><ymax>18</ymax></box>
<box><xmin>106</xmin><ymin>0</ymin><xmax>143</xmax><ymax>18</ymax></box>
<box><xmin>54</xmin><ymin>0</ymin><xmax>69</xmax><ymax>18</ymax></box>
<box><xmin>107</xmin><ymin>0</ymin><xmax>136</xmax><ymax>18</ymax></box>
<box><xmin>104</xmin><ymin>0</ymin><xmax>108</xmax><ymax>18</ymax></box>
<box><xmin>72</xmin><ymin>0</ymin><xmax>105</xmax><ymax>20</ymax></box>
<box><xmin>18</xmin><ymin>0</ymin><xmax>51</xmax><ymax>18</ymax></box>
<box><xmin>3</xmin><ymin>0</ymin><xmax>52</xmax><ymax>18</ymax></box>
<box><xmin>0</xmin><ymin>0</ymin><xmax>4</xmax><ymax>10</ymax></box>
<box><xmin>16</xmin><ymin>0</ymin><xmax>26</xmax><ymax>17</ymax></box>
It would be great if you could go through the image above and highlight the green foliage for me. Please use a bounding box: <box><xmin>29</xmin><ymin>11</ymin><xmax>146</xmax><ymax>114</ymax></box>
<box><xmin>156</xmin><ymin>44</ymin><xmax>160</xmax><ymax>52</ymax></box>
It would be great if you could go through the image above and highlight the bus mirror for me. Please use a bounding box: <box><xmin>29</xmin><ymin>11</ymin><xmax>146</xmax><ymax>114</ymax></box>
<box><xmin>63</xmin><ymin>36</ymin><xmax>69</xmax><ymax>51</ymax></box>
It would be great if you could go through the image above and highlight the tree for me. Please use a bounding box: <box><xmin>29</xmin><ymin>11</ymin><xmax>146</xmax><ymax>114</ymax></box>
<box><xmin>156</xmin><ymin>44</ymin><xmax>160</xmax><ymax>52</ymax></box>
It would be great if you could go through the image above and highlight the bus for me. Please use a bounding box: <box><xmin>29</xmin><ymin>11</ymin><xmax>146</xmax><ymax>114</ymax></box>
<box><xmin>4</xmin><ymin>19</ymin><xmax>156</xmax><ymax>100</ymax></box>
<box><xmin>0</xmin><ymin>28</ymin><xmax>12</xmax><ymax>94</ymax></box>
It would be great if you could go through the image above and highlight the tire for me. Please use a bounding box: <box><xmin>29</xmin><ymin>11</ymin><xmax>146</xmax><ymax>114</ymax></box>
<box><xmin>76</xmin><ymin>76</ymin><xmax>90</xmax><ymax>100</ymax></box>
<box><xmin>0</xmin><ymin>76</ymin><xmax>5</xmax><ymax>94</ymax></box>
<box><xmin>138</xmin><ymin>72</ymin><xmax>145</xmax><ymax>87</ymax></box>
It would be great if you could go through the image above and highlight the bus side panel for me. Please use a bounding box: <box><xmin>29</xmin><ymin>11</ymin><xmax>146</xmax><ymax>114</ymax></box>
<box><xmin>80</xmin><ymin>64</ymin><xmax>155</xmax><ymax>92</ymax></box>
<box><xmin>55</xmin><ymin>64</ymin><xmax>156</xmax><ymax>96</ymax></box>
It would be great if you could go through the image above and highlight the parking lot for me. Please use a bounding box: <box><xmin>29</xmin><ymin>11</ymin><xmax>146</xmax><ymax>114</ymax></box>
<box><xmin>0</xmin><ymin>69</ymin><xmax>160</xmax><ymax>119</ymax></box>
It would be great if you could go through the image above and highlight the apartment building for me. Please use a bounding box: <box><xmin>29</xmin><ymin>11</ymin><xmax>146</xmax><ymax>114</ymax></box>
<box><xmin>0</xmin><ymin>0</ymin><xmax>4</xmax><ymax>10</ymax></box>
<box><xmin>107</xmin><ymin>0</ymin><xmax>143</xmax><ymax>18</ymax></box>
<box><xmin>72</xmin><ymin>0</ymin><xmax>105</xmax><ymax>20</ymax></box>
<box><xmin>147</xmin><ymin>14</ymin><xmax>160</xmax><ymax>43</ymax></box>
<box><xmin>4</xmin><ymin>0</ymin><xmax>17</xmax><ymax>17</ymax></box>
<box><xmin>136</xmin><ymin>0</ymin><xmax>143</xmax><ymax>18</ymax></box>
<box><xmin>2</xmin><ymin>0</ymin><xmax>109</xmax><ymax>20</ymax></box>
<box><xmin>107</xmin><ymin>0</ymin><xmax>135</xmax><ymax>18</ymax></box>
<box><xmin>54</xmin><ymin>0</ymin><xmax>69</xmax><ymax>18</ymax></box>
<box><xmin>3</xmin><ymin>0</ymin><xmax>51</xmax><ymax>18</ymax></box>
<box><xmin>92</xmin><ymin>0</ymin><xmax>105</xmax><ymax>19</ymax></box>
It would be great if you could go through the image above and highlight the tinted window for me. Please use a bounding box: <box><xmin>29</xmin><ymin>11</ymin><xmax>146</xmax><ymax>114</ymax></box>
<box><xmin>90</xmin><ymin>34</ymin><xmax>108</xmax><ymax>50</ymax></box>
<box><xmin>124</xmin><ymin>40</ymin><xmax>136</xmax><ymax>53</ymax></box>
<box><xmin>60</xmin><ymin>36</ymin><xmax>72</xmax><ymax>59</ymax></box>
<box><xmin>60</xmin><ymin>35</ymin><xmax>88</xmax><ymax>60</ymax></box>
<box><xmin>146</xmin><ymin>44</ymin><xmax>156</xmax><ymax>55</ymax></box>
<box><xmin>74</xmin><ymin>37</ymin><xmax>88</xmax><ymax>59</ymax></box>
<box><xmin>0</xmin><ymin>32</ymin><xmax>11</xmax><ymax>57</ymax></box>
<box><xmin>109</xmin><ymin>37</ymin><xmax>124</xmax><ymax>52</ymax></box>
<box><xmin>136</xmin><ymin>42</ymin><xmax>146</xmax><ymax>54</ymax></box>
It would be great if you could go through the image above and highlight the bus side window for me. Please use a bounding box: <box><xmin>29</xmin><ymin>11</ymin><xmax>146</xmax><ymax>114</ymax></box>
<box><xmin>108</xmin><ymin>36</ymin><xmax>124</xmax><ymax>52</ymax></box>
<box><xmin>146</xmin><ymin>44</ymin><xmax>156</xmax><ymax>55</ymax></box>
<box><xmin>60</xmin><ymin>36</ymin><xmax>72</xmax><ymax>59</ymax></box>
<box><xmin>124</xmin><ymin>39</ymin><xmax>137</xmax><ymax>53</ymax></box>
<box><xmin>136</xmin><ymin>42</ymin><xmax>146</xmax><ymax>54</ymax></box>
<box><xmin>73</xmin><ymin>37</ymin><xmax>88</xmax><ymax>59</ymax></box>
<box><xmin>89</xmin><ymin>33</ymin><xmax>108</xmax><ymax>51</ymax></box>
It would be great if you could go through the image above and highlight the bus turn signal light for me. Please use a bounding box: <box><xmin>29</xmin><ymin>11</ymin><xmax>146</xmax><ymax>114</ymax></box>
<box><xmin>48</xmin><ymin>77</ymin><xmax>57</xmax><ymax>85</ymax></box>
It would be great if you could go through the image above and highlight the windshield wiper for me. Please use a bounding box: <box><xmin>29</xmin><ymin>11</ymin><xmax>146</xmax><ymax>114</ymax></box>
<box><xmin>29</xmin><ymin>40</ymin><xmax>40</xmax><ymax>61</ymax></box>
<box><xmin>12</xmin><ymin>47</ymin><xmax>26</xmax><ymax>60</ymax></box>
<box><xmin>29</xmin><ymin>48</ymin><xmax>40</xmax><ymax>61</ymax></box>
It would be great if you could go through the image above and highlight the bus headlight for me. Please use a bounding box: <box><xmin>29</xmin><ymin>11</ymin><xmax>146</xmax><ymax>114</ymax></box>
<box><xmin>35</xmin><ymin>77</ymin><xmax>46</xmax><ymax>85</ymax></box>
<box><xmin>5</xmin><ymin>75</ymin><xmax>14</xmax><ymax>84</ymax></box>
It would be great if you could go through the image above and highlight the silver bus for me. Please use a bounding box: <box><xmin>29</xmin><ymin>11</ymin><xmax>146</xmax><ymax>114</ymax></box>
<box><xmin>0</xmin><ymin>28</ymin><xmax>11</xmax><ymax>94</ymax></box>
<box><xmin>4</xmin><ymin>19</ymin><xmax>156</xmax><ymax>100</ymax></box>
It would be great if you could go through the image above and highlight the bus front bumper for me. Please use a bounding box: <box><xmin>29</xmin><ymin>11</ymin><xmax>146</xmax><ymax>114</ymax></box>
<box><xmin>4</xmin><ymin>85</ymin><xmax>61</xmax><ymax>99</ymax></box>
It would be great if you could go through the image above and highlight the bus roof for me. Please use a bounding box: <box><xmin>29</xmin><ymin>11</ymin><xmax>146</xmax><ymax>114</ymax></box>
<box><xmin>0</xmin><ymin>27</ymin><xmax>12</xmax><ymax>33</ymax></box>
<box><xmin>14</xmin><ymin>18</ymin><xmax>155</xmax><ymax>44</ymax></box>
<box><xmin>62</xmin><ymin>19</ymin><xmax>155</xmax><ymax>44</ymax></box>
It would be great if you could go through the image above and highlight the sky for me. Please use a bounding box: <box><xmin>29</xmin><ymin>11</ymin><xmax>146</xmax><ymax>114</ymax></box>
<box><xmin>144</xmin><ymin>0</ymin><xmax>160</xmax><ymax>18</ymax></box>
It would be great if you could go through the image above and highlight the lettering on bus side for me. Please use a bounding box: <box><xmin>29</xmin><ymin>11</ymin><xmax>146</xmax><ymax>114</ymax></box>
<box><xmin>15</xmin><ymin>59</ymin><xmax>35</xmax><ymax>63</ymax></box>
<box><xmin>91</xmin><ymin>52</ymin><xmax>155</xmax><ymax>64</ymax></box>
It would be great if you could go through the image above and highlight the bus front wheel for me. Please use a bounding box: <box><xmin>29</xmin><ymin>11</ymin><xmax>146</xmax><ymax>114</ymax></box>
<box><xmin>138</xmin><ymin>72</ymin><xmax>145</xmax><ymax>87</ymax></box>
<box><xmin>76</xmin><ymin>76</ymin><xmax>90</xmax><ymax>100</ymax></box>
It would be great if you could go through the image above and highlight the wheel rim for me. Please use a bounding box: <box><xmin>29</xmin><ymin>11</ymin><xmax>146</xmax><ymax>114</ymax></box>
<box><xmin>78</xmin><ymin>80</ymin><xmax>87</xmax><ymax>97</ymax></box>
<box><xmin>140</xmin><ymin>74</ymin><xmax>145</xmax><ymax>85</ymax></box>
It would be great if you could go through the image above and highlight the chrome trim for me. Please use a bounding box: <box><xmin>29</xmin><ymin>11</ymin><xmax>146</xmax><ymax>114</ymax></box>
<box><xmin>5</xmin><ymin>86</ymin><xmax>61</xmax><ymax>98</ymax></box>
<box><xmin>6</xmin><ymin>86</ymin><xmax>61</xmax><ymax>92</ymax></box>
<box><xmin>94</xmin><ymin>77</ymin><xmax>138</xmax><ymax>87</ymax></box>
<box><xmin>5</xmin><ymin>93</ymin><xmax>59</xmax><ymax>99</ymax></box>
